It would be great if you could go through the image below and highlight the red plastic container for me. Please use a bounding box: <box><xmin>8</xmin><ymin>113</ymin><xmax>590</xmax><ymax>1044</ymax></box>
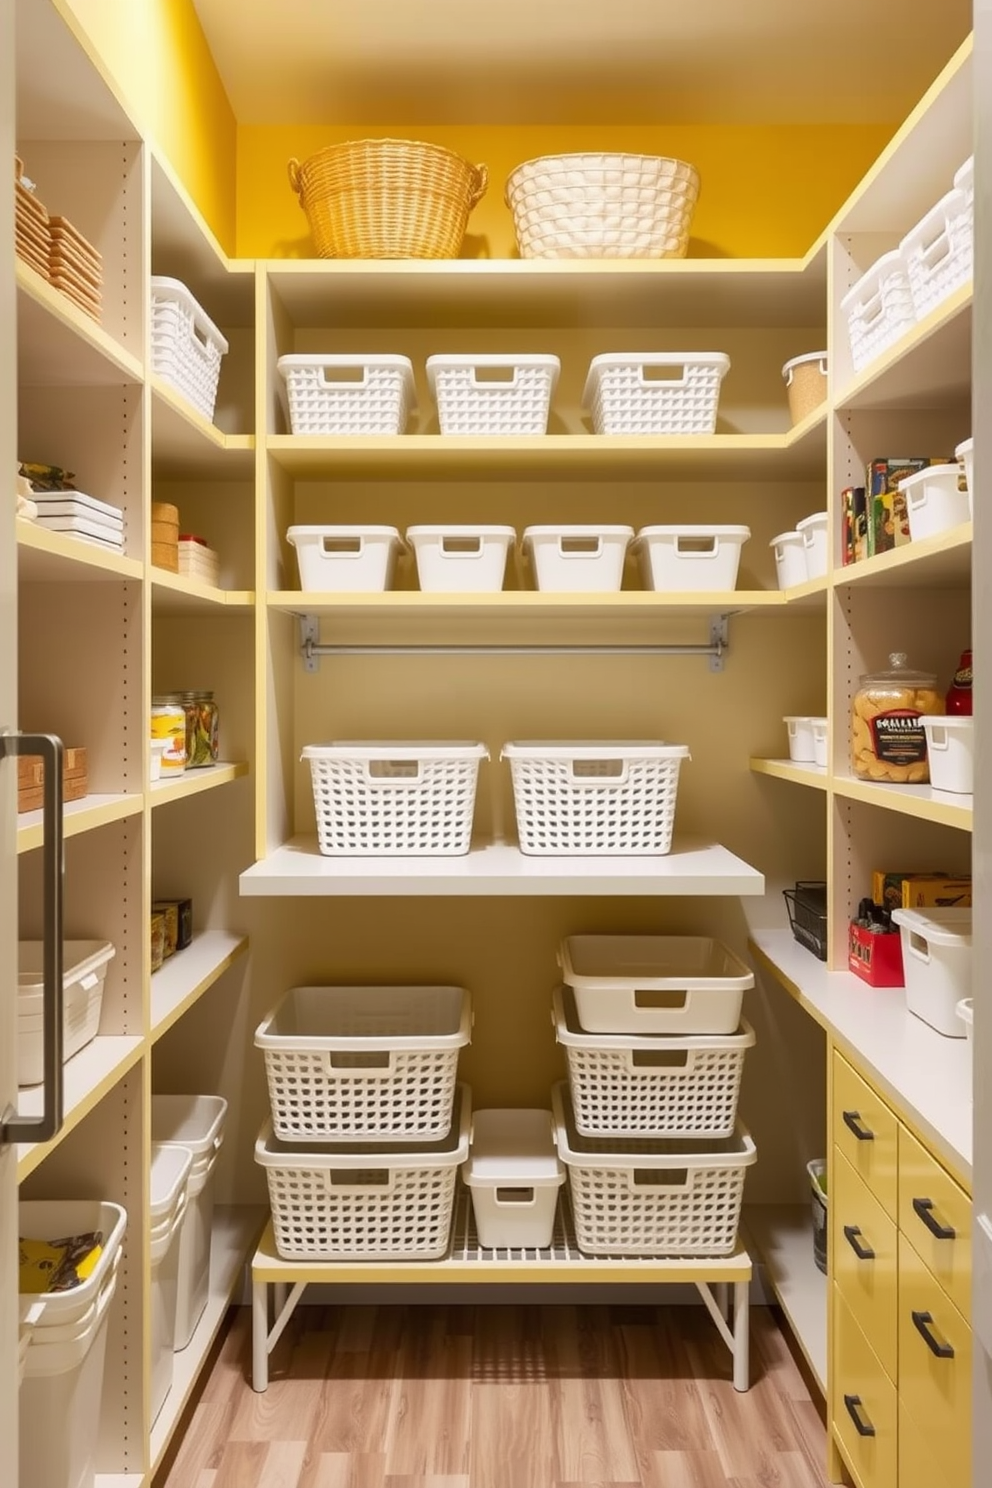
<box><xmin>849</xmin><ymin>921</ymin><xmax>905</xmax><ymax>987</ymax></box>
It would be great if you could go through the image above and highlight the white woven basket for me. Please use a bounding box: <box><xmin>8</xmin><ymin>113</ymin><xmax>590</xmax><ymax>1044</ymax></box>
<box><xmin>277</xmin><ymin>354</ymin><xmax>416</xmax><ymax>435</ymax></box>
<box><xmin>553</xmin><ymin>987</ymin><xmax>754</xmax><ymax>1140</ymax></box>
<box><xmin>502</xmin><ymin>741</ymin><xmax>689</xmax><ymax>856</ymax></box>
<box><xmin>255</xmin><ymin>1087</ymin><xmax>471</xmax><ymax>1262</ymax></box>
<box><xmin>900</xmin><ymin>185</ymin><xmax>973</xmax><ymax>321</ymax></box>
<box><xmin>505</xmin><ymin>153</ymin><xmax>699</xmax><ymax>260</ymax></box>
<box><xmin>426</xmin><ymin>354</ymin><xmax>559</xmax><ymax>434</ymax></box>
<box><xmin>150</xmin><ymin>276</ymin><xmax>229</xmax><ymax>423</ymax></box>
<box><xmin>583</xmin><ymin>353</ymin><xmax>730</xmax><ymax>435</ymax></box>
<box><xmin>303</xmin><ymin>741</ymin><xmax>488</xmax><ymax>856</ymax></box>
<box><xmin>840</xmin><ymin>251</ymin><xmax>916</xmax><ymax>374</ymax></box>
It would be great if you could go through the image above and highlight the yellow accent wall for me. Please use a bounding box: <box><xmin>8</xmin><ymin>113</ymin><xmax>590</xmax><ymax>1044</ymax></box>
<box><xmin>59</xmin><ymin>0</ymin><xmax>237</xmax><ymax>252</ymax></box>
<box><xmin>238</xmin><ymin>122</ymin><xmax>895</xmax><ymax>260</ymax></box>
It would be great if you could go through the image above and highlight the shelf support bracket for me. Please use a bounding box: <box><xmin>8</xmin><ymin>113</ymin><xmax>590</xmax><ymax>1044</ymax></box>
<box><xmin>300</xmin><ymin>614</ymin><xmax>320</xmax><ymax>674</ymax></box>
<box><xmin>709</xmin><ymin>614</ymin><xmax>730</xmax><ymax>673</ymax></box>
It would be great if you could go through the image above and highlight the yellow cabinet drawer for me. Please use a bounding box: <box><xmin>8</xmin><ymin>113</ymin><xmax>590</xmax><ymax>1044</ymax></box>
<box><xmin>897</xmin><ymin>1235</ymin><xmax>972</xmax><ymax>1487</ymax></box>
<box><xmin>898</xmin><ymin>1397</ymin><xmax>953</xmax><ymax>1488</ymax></box>
<box><xmin>898</xmin><ymin>1125</ymin><xmax>971</xmax><ymax>1318</ymax></box>
<box><xmin>832</xmin><ymin>1149</ymin><xmax>897</xmax><ymax>1382</ymax></box>
<box><xmin>832</xmin><ymin>1053</ymin><xmax>898</xmax><ymax>1219</ymax></box>
<box><xmin>832</xmin><ymin>1288</ymin><xmax>897</xmax><ymax>1488</ymax></box>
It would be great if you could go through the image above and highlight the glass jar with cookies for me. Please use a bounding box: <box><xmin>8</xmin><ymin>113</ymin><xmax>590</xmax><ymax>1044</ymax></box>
<box><xmin>851</xmin><ymin>652</ymin><xmax>944</xmax><ymax>783</ymax></box>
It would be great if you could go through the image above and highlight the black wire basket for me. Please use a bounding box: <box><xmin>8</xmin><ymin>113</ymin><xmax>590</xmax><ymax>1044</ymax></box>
<box><xmin>783</xmin><ymin>881</ymin><xmax>828</xmax><ymax>961</ymax></box>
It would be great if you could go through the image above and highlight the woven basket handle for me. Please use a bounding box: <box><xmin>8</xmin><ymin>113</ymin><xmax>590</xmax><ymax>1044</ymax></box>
<box><xmin>468</xmin><ymin>164</ymin><xmax>489</xmax><ymax>209</ymax></box>
<box><xmin>288</xmin><ymin>158</ymin><xmax>303</xmax><ymax>199</ymax></box>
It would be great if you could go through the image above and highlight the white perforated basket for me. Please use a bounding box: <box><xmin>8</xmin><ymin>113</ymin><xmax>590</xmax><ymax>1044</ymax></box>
<box><xmin>255</xmin><ymin>984</ymin><xmax>471</xmax><ymax>1142</ymax></box>
<box><xmin>255</xmin><ymin>1086</ymin><xmax>471</xmax><ymax>1261</ymax></box>
<box><xmin>840</xmin><ymin>251</ymin><xmax>916</xmax><ymax>374</ymax></box>
<box><xmin>553</xmin><ymin>987</ymin><xmax>753</xmax><ymax>1140</ymax></box>
<box><xmin>150</xmin><ymin>276</ymin><xmax>229</xmax><ymax>423</ymax></box>
<box><xmin>426</xmin><ymin>354</ymin><xmax>559</xmax><ymax>434</ymax></box>
<box><xmin>583</xmin><ymin>353</ymin><xmax>730</xmax><ymax>435</ymax></box>
<box><xmin>277</xmin><ymin>354</ymin><xmax>416</xmax><ymax>435</ymax></box>
<box><xmin>900</xmin><ymin>185</ymin><xmax>973</xmax><ymax>320</ymax></box>
<box><xmin>502</xmin><ymin>741</ymin><xmax>688</xmax><ymax>856</ymax></box>
<box><xmin>552</xmin><ymin>1083</ymin><xmax>755</xmax><ymax>1256</ymax></box>
<box><xmin>303</xmin><ymin>741</ymin><xmax>488</xmax><ymax>856</ymax></box>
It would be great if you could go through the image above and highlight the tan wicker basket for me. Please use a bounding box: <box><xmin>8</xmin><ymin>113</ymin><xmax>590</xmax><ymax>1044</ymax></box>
<box><xmin>288</xmin><ymin>139</ymin><xmax>488</xmax><ymax>259</ymax></box>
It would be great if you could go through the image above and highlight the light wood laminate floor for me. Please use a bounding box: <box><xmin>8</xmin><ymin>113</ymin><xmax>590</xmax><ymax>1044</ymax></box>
<box><xmin>156</xmin><ymin>1303</ymin><xmax>831</xmax><ymax>1488</ymax></box>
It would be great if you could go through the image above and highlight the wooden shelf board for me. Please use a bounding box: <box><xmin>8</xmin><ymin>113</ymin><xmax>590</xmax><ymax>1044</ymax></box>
<box><xmin>832</xmin><ymin>773</ymin><xmax>972</xmax><ymax>830</ymax></box>
<box><xmin>742</xmin><ymin>1204</ymin><xmax>826</xmax><ymax>1395</ymax></box>
<box><xmin>151</xmin><ymin>376</ymin><xmax>255</xmax><ymax>478</ymax></box>
<box><xmin>151</xmin><ymin>569</ymin><xmax>255</xmax><ymax>615</ymax></box>
<box><xmin>16</xmin><ymin>1036</ymin><xmax>144</xmax><ymax>1182</ymax></box>
<box><xmin>150</xmin><ymin>761</ymin><xmax>249</xmax><ymax>807</ymax></box>
<box><xmin>150</xmin><ymin>1205</ymin><xmax>268</xmax><ymax>1474</ymax></box>
<box><xmin>749</xmin><ymin>758</ymin><xmax>829</xmax><ymax>790</ymax></box>
<box><xmin>151</xmin><ymin>931</ymin><xmax>249</xmax><ymax>1043</ymax></box>
<box><xmin>833</xmin><ymin>523</ymin><xmax>971</xmax><ymax>589</ymax></box>
<box><xmin>834</xmin><ymin>282</ymin><xmax>971</xmax><ymax>412</ymax></box>
<box><xmin>16</xmin><ymin>260</ymin><xmax>142</xmax><ymax>386</ymax></box>
<box><xmin>17</xmin><ymin>518</ymin><xmax>142</xmax><ymax>582</ymax></box>
<box><xmin>240</xmin><ymin>836</ymin><xmax>765</xmax><ymax>897</ymax></box>
<box><xmin>16</xmin><ymin>793</ymin><xmax>143</xmax><ymax>855</ymax></box>
<box><xmin>267</xmin><ymin>589</ymin><xmax>792</xmax><ymax>620</ymax></box>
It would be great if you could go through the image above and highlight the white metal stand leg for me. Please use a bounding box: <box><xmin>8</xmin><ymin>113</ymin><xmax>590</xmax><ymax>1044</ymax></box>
<box><xmin>713</xmin><ymin>1281</ymin><xmax>729</xmax><ymax>1320</ymax></box>
<box><xmin>732</xmin><ymin>1279</ymin><xmax>750</xmax><ymax>1392</ymax></box>
<box><xmin>252</xmin><ymin>1277</ymin><xmax>269</xmax><ymax>1393</ymax></box>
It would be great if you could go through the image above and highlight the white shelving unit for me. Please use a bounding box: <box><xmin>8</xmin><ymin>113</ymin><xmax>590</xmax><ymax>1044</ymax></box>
<box><xmin>742</xmin><ymin>1203</ymin><xmax>827</xmax><ymax>1393</ymax></box>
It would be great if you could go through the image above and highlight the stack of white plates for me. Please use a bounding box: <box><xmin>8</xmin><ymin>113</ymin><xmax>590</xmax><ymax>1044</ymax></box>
<box><xmin>30</xmin><ymin>490</ymin><xmax>124</xmax><ymax>552</ymax></box>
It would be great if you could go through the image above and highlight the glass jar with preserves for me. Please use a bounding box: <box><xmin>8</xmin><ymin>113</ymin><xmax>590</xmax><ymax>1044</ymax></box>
<box><xmin>851</xmin><ymin>652</ymin><xmax>944</xmax><ymax>783</ymax></box>
<box><xmin>151</xmin><ymin>694</ymin><xmax>187</xmax><ymax>775</ymax></box>
<box><xmin>181</xmin><ymin>690</ymin><xmax>219</xmax><ymax>768</ymax></box>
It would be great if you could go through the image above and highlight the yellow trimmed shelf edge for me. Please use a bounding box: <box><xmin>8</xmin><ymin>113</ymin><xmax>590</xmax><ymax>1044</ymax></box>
<box><xmin>150</xmin><ymin>761</ymin><xmax>249</xmax><ymax>806</ymax></box>
<box><xmin>16</xmin><ymin>258</ymin><xmax>143</xmax><ymax>384</ymax></box>
<box><xmin>749</xmin><ymin>758</ymin><xmax>829</xmax><ymax>790</ymax></box>
<box><xmin>16</xmin><ymin>793</ymin><xmax>143</xmax><ymax>855</ymax></box>
<box><xmin>17</xmin><ymin>518</ymin><xmax>143</xmax><ymax>583</ymax></box>
<box><xmin>16</xmin><ymin>1036</ymin><xmax>144</xmax><ymax>1183</ymax></box>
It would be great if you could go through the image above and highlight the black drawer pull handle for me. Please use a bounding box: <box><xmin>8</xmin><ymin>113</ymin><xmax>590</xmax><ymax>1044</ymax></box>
<box><xmin>842</xmin><ymin>1110</ymin><xmax>875</xmax><ymax>1141</ymax></box>
<box><xmin>843</xmin><ymin>1394</ymin><xmax>876</xmax><ymax>1437</ymax></box>
<box><xmin>912</xmin><ymin>1310</ymin><xmax>955</xmax><ymax>1359</ymax></box>
<box><xmin>844</xmin><ymin>1225</ymin><xmax>876</xmax><ymax>1261</ymax></box>
<box><xmin>912</xmin><ymin>1197</ymin><xmax>956</xmax><ymax>1241</ymax></box>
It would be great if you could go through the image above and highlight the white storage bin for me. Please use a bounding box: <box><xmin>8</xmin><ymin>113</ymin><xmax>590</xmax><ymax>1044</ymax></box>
<box><xmin>19</xmin><ymin>1298</ymin><xmax>43</xmax><ymax>1384</ymax></box>
<box><xmin>303</xmin><ymin>740</ymin><xmax>488</xmax><ymax>857</ymax></box>
<box><xmin>287</xmin><ymin>525</ymin><xmax>403</xmax><ymax>592</ymax></box>
<box><xmin>277</xmin><ymin>353</ymin><xmax>416</xmax><ymax>435</ymax></box>
<box><xmin>840</xmin><ymin>250</ymin><xmax>916</xmax><ymax>374</ymax></box>
<box><xmin>407</xmin><ymin>525</ymin><xmax>516</xmax><ymax>593</ymax></box>
<box><xmin>898</xmin><ymin>464</ymin><xmax>970</xmax><ymax>541</ymax></box>
<box><xmin>553</xmin><ymin>986</ymin><xmax>754</xmax><ymax>1140</ymax></box>
<box><xmin>503</xmin><ymin>740</ymin><xmax>689</xmax><ymax>856</ymax></box>
<box><xmin>17</xmin><ymin>940</ymin><xmax>115</xmax><ymax>1088</ymax></box>
<box><xmin>784</xmin><ymin>716</ymin><xmax>817</xmax><ymax>763</ymax></box>
<box><xmin>150</xmin><ymin>276</ymin><xmax>229</xmax><ymax>423</ymax></box>
<box><xmin>891</xmin><ymin>907</ymin><xmax>972</xmax><ymax>1039</ymax></box>
<box><xmin>956</xmin><ymin>437</ymin><xmax>973</xmax><ymax>518</ymax></box>
<box><xmin>957</xmin><ymin>997</ymin><xmax>973</xmax><ymax>1040</ymax></box>
<box><xmin>559</xmin><ymin>934</ymin><xmax>754</xmax><ymax>1036</ymax></box>
<box><xmin>461</xmin><ymin>1108</ymin><xmax>565</xmax><ymax>1249</ymax></box>
<box><xmin>921</xmin><ymin>716</ymin><xmax>974</xmax><ymax>795</ymax></box>
<box><xmin>426</xmin><ymin>354</ymin><xmax>559</xmax><ymax>435</ymax></box>
<box><xmin>811</xmin><ymin>718</ymin><xmax>829</xmax><ymax>769</ymax></box>
<box><xmin>782</xmin><ymin>352</ymin><xmax>828</xmax><ymax>426</ymax></box>
<box><xmin>770</xmin><ymin>530</ymin><xmax>807</xmax><ymax>590</ymax></box>
<box><xmin>255</xmin><ymin>983</ymin><xmax>471</xmax><ymax>1143</ymax></box>
<box><xmin>151</xmin><ymin>1095</ymin><xmax>228</xmax><ymax>1350</ymax></box>
<box><xmin>583</xmin><ymin>352</ymin><xmax>730</xmax><ymax>435</ymax></box>
<box><xmin>797</xmin><ymin>511</ymin><xmax>829</xmax><ymax>580</ymax></box>
<box><xmin>552</xmin><ymin>1083</ymin><xmax>756</xmax><ymax>1257</ymax></box>
<box><xmin>149</xmin><ymin>1143</ymin><xmax>192</xmax><ymax>1424</ymax></box>
<box><xmin>522</xmin><ymin>524</ymin><xmax>633</xmax><ymax>593</ymax></box>
<box><xmin>636</xmin><ymin>525</ymin><xmax>750</xmax><ymax>593</ymax></box>
<box><xmin>255</xmin><ymin>1085</ymin><xmax>471</xmax><ymax>1261</ymax></box>
<box><xmin>18</xmin><ymin>1200</ymin><xmax>127</xmax><ymax>1327</ymax></box>
<box><xmin>900</xmin><ymin>185</ymin><xmax>973</xmax><ymax>320</ymax></box>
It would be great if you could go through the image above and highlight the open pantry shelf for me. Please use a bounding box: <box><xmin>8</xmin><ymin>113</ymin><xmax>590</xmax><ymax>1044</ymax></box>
<box><xmin>750</xmin><ymin>759</ymin><xmax>828</xmax><ymax>789</ymax></box>
<box><xmin>17</xmin><ymin>517</ymin><xmax>142</xmax><ymax>582</ymax></box>
<box><xmin>832</xmin><ymin>773</ymin><xmax>972</xmax><ymax>830</ymax></box>
<box><xmin>151</xmin><ymin>569</ymin><xmax>254</xmax><ymax>615</ymax></box>
<box><xmin>268</xmin><ymin>589</ymin><xmax>826</xmax><ymax>621</ymax></box>
<box><xmin>16</xmin><ymin>1036</ymin><xmax>144</xmax><ymax>1182</ymax></box>
<box><xmin>150</xmin><ymin>761</ymin><xmax>249</xmax><ymax>807</ymax></box>
<box><xmin>150</xmin><ymin>930</ymin><xmax>249</xmax><ymax>1042</ymax></box>
<box><xmin>16</xmin><ymin>260</ymin><xmax>142</xmax><ymax>386</ymax></box>
<box><xmin>16</xmin><ymin>793</ymin><xmax>143</xmax><ymax>854</ymax></box>
<box><xmin>834</xmin><ymin>522</ymin><xmax>971</xmax><ymax>589</ymax></box>
<box><xmin>834</xmin><ymin>282</ymin><xmax>971</xmax><ymax>412</ymax></box>
<box><xmin>742</xmin><ymin>1203</ymin><xmax>826</xmax><ymax>1394</ymax></box>
<box><xmin>151</xmin><ymin>375</ymin><xmax>255</xmax><ymax>477</ymax></box>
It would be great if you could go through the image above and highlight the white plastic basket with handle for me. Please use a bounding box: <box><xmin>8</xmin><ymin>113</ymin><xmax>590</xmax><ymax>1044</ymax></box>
<box><xmin>840</xmin><ymin>251</ymin><xmax>915</xmax><ymax>374</ymax></box>
<box><xmin>407</xmin><ymin>525</ymin><xmax>516</xmax><ymax>592</ymax></box>
<box><xmin>636</xmin><ymin>525</ymin><xmax>750</xmax><ymax>593</ymax></box>
<box><xmin>426</xmin><ymin>354</ymin><xmax>559</xmax><ymax>434</ymax></box>
<box><xmin>150</xmin><ymin>276</ymin><xmax>229</xmax><ymax>422</ymax></box>
<box><xmin>287</xmin><ymin>525</ymin><xmax>404</xmax><ymax>591</ymax></box>
<box><xmin>522</xmin><ymin>525</ymin><xmax>633</xmax><ymax>592</ymax></box>
<box><xmin>900</xmin><ymin>185</ymin><xmax>973</xmax><ymax>320</ymax></box>
<box><xmin>583</xmin><ymin>353</ymin><xmax>730</xmax><ymax>435</ymax></box>
<box><xmin>558</xmin><ymin>934</ymin><xmax>754</xmax><ymax>1035</ymax></box>
<box><xmin>277</xmin><ymin>354</ymin><xmax>416</xmax><ymax>435</ymax></box>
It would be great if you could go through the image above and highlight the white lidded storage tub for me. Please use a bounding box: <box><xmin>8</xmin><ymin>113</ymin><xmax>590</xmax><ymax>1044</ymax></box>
<box><xmin>18</xmin><ymin>940</ymin><xmax>115</xmax><ymax>1088</ymax></box>
<box><xmin>552</xmin><ymin>1083</ymin><xmax>756</xmax><ymax>1257</ymax></box>
<box><xmin>559</xmin><ymin>934</ymin><xmax>754</xmax><ymax>1035</ymax></box>
<box><xmin>784</xmin><ymin>716</ymin><xmax>817</xmax><ymax>763</ymax></box>
<box><xmin>636</xmin><ymin>525</ymin><xmax>750</xmax><ymax>593</ymax></box>
<box><xmin>553</xmin><ymin>986</ymin><xmax>754</xmax><ymax>1140</ymax></box>
<box><xmin>900</xmin><ymin>184</ymin><xmax>973</xmax><ymax>321</ymax></box>
<box><xmin>256</xmin><ymin>1085</ymin><xmax>471</xmax><ymax>1262</ymax></box>
<box><xmin>811</xmin><ymin>718</ymin><xmax>829</xmax><ymax>769</ymax></box>
<box><xmin>797</xmin><ymin>511</ymin><xmax>829</xmax><ymax>579</ymax></box>
<box><xmin>583</xmin><ymin>352</ymin><xmax>730</xmax><ymax>435</ymax></box>
<box><xmin>287</xmin><ymin>525</ymin><xmax>403</xmax><ymax>592</ymax></box>
<box><xmin>522</xmin><ymin>524</ymin><xmax>633</xmax><ymax>592</ymax></box>
<box><xmin>150</xmin><ymin>276</ymin><xmax>229</xmax><ymax>423</ymax></box>
<box><xmin>277</xmin><ymin>353</ymin><xmax>416</xmax><ymax>435</ymax></box>
<box><xmin>840</xmin><ymin>250</ymin><xmax>916</xmax><ymax>373</ymax></box>
<box><xmin>150</xmin><ymin>1095</ymin><xmax>228</xmax><ymax>1350</ymax></box>
<box><xmin>406</xmin><ymin>524</ymin><xmax>516</xmax><ymax>593</ymax></box>
<box><xmin>503</xmin><ymin>740</ymin><xmax>689</xmax><ymax>856</ymax></box>
<box><xmin>921</xmin><ymin>716</ymin><xmax>974</xmax><ymax>795</ymax></box>
<box><xmin>149</xmin><ymin>1142</ymin><xmax>193</xmax><ymax>1424</ymax></box>
<box><xmin>770</xmin><ymin>530</ymin><xmax>807</xmax><ymax>590</ymax></box>
<box><xmin>956</xmin><ymin>437</ymin><xmax>974</xmax><ymax>518</ymax></box>
<box><xmin>303</xmin><ymin>740</ymin><xmax>488</xmax><ymax>856</ymax></box>
<box><xmin>255</xmin><ymin>983</ymin><xmax>471</xmax><ymax>1143</ymax></box>
<box><xmin>19</xmin><ymin>1199</ymin><xmax>127</xmax><ymax>1488</ymax></box>
<box><xmin>891</xmin><ymin>907</ymin><xmax>972</xmax><ymax>1039</ymax></box>
<box><xmin>426</xmin><ymin>354</ymin><xmax>559</xmax><ymax>435</ymax></box>
<box><xmin>461</xmin><ymin>1108</ymin><xmax>565</xmax><ymax>1249</ymax></box>
<box><xmin>899</xmin><ymin>464</ymin><xmax>970</xmax><ymax>541</ymax></box>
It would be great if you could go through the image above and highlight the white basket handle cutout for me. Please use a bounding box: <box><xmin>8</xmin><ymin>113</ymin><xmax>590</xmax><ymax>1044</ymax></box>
<box><xmin>630</xmin><ymin>1167</ymin><xmax>691</xmax><ymax>1190</ymax></box>
<box><xmin>493</xmin><ymin>1186</ymin><xmax>537</xmax><ymax>1208</ymax></box>
<box><xmin>628</xmin><ymin>1048</ymin><xmax>691</xmax><ymax>1072</ymax></box>
<box><xmin>471</xmin><ymin>366</ymin><xmax>518</xmax><ymax>386</ymax></box>
<box><xmin>366</xmin><ymin>759</ymin><xmax>422</xmax><ymax>784</ymax></box>
<box><xmin>79</xmin><ymin>970</ymin><xmax>101</xmax><ymax>993</ymax></box>
<box><xmin>326</xmin><ymin>1168</ymin><xmax>396</xmax><ymax>1194</ymax></box>
<box><xmin>905</xmin><ymin>484</ymin><xmax>930</xmax><ymax>513</ymax></box>
<box><xmin>918</xmin><ymin>223</ymin><xmax>953</xmax><ymax>272</ymax></box>
<box><xmin>326</xmin><ymin>1049</ymin><xmax>396</xmax><ymax>1074</ymax></box>
<box><xmin>569</xmin><ymin>757</ymin><xmax>629</xmax><ymax>785</ymax></box>
<box><xmin>928</xmin><ymin>725</ymin><xmax>950</xmax><ymax>752</ymax></box>
<box><xmin>906</xmin><ymin>930</ymin><xmax>933</xmax><ymax>966</ymax></box>
<box><xmin>633</xmin><ymin>989</ymin><xmax>688</xmax><ymax>1012</ymax></box>
<box><xmin>321</xmin><ymin>535</ymin><xmax>364</xmax><ymax>558</ymax></box>
<box><xmin>558</xmin><ymin>535</ymin><xmax>602</xmax><ymax>559</ymax></box>
<box><xmin>674</xmin><ymin>535</ymin><xmax>719</xmax><ymax>559</ymax></box>
<box><xmin>640</xmin><ymin>365</ymin><xmax>689</xmax><ymax>386</ymax></box>
<box><xmin>439</xmin><ymin>536</ymin><xmax>484</xmax><ymax>559</ymax></box>
<box><xmin>318</xmin><ymin>365</ymin><xmax>370</xmax><ymax>389</ymax></box>
<box><xmin>859</xmin><ymin>289</ymin><xmax>885</xmax><ymax>330</ymax></box>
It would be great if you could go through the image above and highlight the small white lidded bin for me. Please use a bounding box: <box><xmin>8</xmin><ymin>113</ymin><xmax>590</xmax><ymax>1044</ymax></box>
<box><xmin>784</xmin><ymin>716</ymin><xmax>817</xmax><ymax>763</ymax></box>
<box><xmin>18</xmin><ymin>940</ymin><xmax>115</xmax><ymax>1088</ymax></box>
<box><xmin>782</xmin><ymin>352</ymin><xmax>828</xmax><ymax>426</ymax></box>
<box><xmin>287</xmin><ymin>525</ymin><xmax>403</xmax><ymax>592</ymax></box>
<box><xmin>522</xmin><ymin>525</ymin><xmax>633</xmax><ymax>592</ymax></box>
<box><xmin>559</xmin><ymin>934</ymin><xmax>754</xmax><ymax>1036</ymax></box>
<box><xmin>277</xmin><ymin>354</ymin><xmax>416</xmax><ymax>435</ymax></box>
<box><xmin>151</xmin><ymin>1095</ymin><xmax>228</xmax><ymax>1350</ymax></box>
<box><xmin>898</xmin><ymin>465</ymin><xmax>970</xmax><ymax>542</ymax></box>
<box><xmin>810</xmin><ymin>718</ymin><xmax>829</xmax><ymax>769</ymax></box>
<box><xmin>407</xmin><ymin>525</ymin><xmax>516</xmax><ymax>593</ymax></box>
<box><xmin>921</xmin><ymin>716</ymin><xmax>974</xmax><ymax>795</ymax></box>
<box><xmin>797</xmin><ymin>511</ymin><xmax>829</xmax><ymax>580</ymax></box>
<box><xmin>770</xmin><ymin>530</ymin><xmax>807</xmax><ymax>591</ymax></box>
<box><xmin>891</xmin><ymin>907</ymin><xmax>972</xmax><ymax>1039</ymax></box>
<box><xmin>583</xmin><ymin>352</ymin><xmax>730</xmax><ymax>435</ymax></box>
<box><xmin>955</xmin><ymin>438</ymin><xmax>974</xmax><ymax>518</ymax></box>
<box><xmin>149</xmin><ymin>1142</ymin><xmax>193</xmax><ymax>1423</ymax></box>
<box><xmin>462</xmin><ymin>1108</ymin><xmax>565</xmax><ymax>1249</ymax></box>
<box><xmin>426</xmin><ymin>354</ymin><xmax>559</xmax><ymax>435</ymax></box>
<box><xmin>636</xmin><ymin>525</ymin><xmax>750</xmax><ymax>593</ymax></box>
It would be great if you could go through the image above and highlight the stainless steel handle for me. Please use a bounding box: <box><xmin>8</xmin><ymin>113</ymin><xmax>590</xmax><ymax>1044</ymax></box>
<box><xmin>1</xmin><ymin>732</ymin><xmax>64</xmax><ymax>1144</ymax></box>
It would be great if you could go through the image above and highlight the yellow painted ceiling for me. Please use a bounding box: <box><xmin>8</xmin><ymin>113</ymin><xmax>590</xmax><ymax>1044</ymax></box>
<box><xmin>191</xmin><ymin>0</ymin><xmax>971</xmax><ymax>124</ymax></box>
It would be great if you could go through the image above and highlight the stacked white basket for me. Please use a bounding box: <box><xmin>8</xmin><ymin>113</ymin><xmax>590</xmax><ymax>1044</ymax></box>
<box><xmin>151</xmin><ymin>1095</ymin><xmax>228</xmax><ymax>1349</ymax></box>
<box><xmin>150</xmin><ymin>276</ymin><xmax>229</xmax><ymax>423</ymax></box>
<box><xmin>552</xmin><ymin>936</ymin><xmax>757</xmax><ymax>1256</ymax></box>
<box><xmin>254</xmin><ymin>984</ymin><xmax>472</xmax><ymax>1261</ymax></box>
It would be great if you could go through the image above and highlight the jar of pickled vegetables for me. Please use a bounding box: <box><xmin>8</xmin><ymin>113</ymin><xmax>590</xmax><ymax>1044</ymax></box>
<box><xmin>151</xmin><ymin>695</ymin><xmax>187</xmax><ymax>775</ymax></box>
<box><xmin>851</xmin><ymin>652</ymin><xmax>944</xmax><ymax>783</ymax></box>
<box><xmin>181</xmin><ymin>690</ymin><xmax>219</xmax><ymax>768</ymax></box>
